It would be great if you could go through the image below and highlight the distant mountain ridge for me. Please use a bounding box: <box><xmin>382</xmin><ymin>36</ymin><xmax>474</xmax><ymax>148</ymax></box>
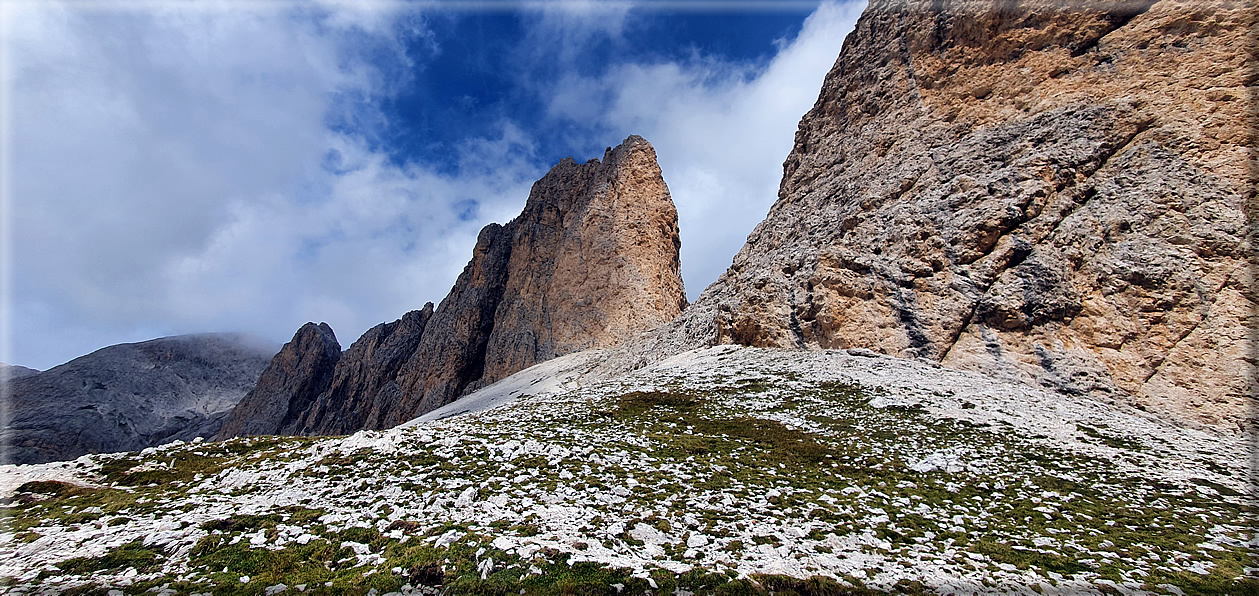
<box><xmin>3</xmin><ymin>333</ymin><xmax>275</xmax><ymax>465</ymax></box>
<box><xmin>219</xmin><ymin>135</ymin><xmax>687</xmax><ymax>438</ymax></box>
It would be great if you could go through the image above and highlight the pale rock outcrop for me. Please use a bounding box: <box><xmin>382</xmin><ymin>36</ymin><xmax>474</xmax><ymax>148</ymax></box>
<box><xmin>607</xmin><ymin>0</ymin><xmax>1255</xmax><ymax>431</ymax></box>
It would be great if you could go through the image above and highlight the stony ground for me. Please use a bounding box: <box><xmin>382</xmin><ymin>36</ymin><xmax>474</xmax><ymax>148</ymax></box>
<box><xmin>1</xmin><ymin>346</ymin><xmax>1254</xmax><ymax>595</ymax></box>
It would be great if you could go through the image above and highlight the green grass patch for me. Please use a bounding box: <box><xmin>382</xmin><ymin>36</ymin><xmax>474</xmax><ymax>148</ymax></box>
<box><xmin>14</xmin><ymin>480</ymin><xmax>92</xmax><ymax>498</ymax></box>
<box><xmin>615</xmin><ymin>390</ymin><xmax>703</xmax><ymax>419</ymax></box>
<box><xmin>1076</xmin><ymin>425</ymin><xmax>1144</xmax><ymax>451</ymax></box>
<box><xmin>971</xmin><ymin>540</ymin><xmax>1090</xmax><ymax>576</ymax></box>
<box><xmin>56</xmin><ymin>540</ymin><xmax>162</xmax><ymax>575</ymax></box>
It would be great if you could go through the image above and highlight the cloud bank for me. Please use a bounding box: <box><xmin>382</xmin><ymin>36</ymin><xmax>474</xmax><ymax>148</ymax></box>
<box><xmin>4</xmin><ymin>0</ymin><xmax>862</xmax><ymax>369</ymax></box>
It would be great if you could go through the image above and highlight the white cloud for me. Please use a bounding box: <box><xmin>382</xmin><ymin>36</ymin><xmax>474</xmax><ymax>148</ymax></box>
<box><xmin>525</xmin><ymin>0</ymin><xmax>634</xmax><ymax>62</ymax></box>
<box><xmin>537</xmin><ymin>0</ymin><xmax>864</xmax><ymax>300</ymax></box>
<box><xmin>5</xmin><ymin>1</ymin><xmax>542</xmax><ymax>369</ymax></box>
<box><xmin>3</xmin><ymin>0</ymin><xmax>863</xmax><ymax>370</ymax></box>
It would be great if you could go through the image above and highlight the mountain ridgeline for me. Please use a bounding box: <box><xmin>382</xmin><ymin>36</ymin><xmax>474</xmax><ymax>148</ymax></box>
<box><xmin>218</xmin><ymin>135</ymin><xmax>687</xmax><ymax>438</ymax></box>
<box><xmin>9</xmin><ymin>0</ymin><xmax>1249</xmax><ymax>463</ymax></box>
<box><xmin>223</xmin><ymin>0</ymin><xmax>1254</xmax><ymax>438</ymax></box>
<box><xmin>3</xmin><ymin>334</ymin><xmax>275</xmax><ymax>465</ymax></box>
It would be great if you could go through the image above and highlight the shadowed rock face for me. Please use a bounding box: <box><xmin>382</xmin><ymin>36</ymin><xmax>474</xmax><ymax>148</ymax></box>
<box><xmin>3</xmin><ymin>334</ymin><xmax>275</xmax><ymax>464</ymax></box>
<box><xmin>287</xmin><ymin>306</ymin><xmax>434</xmax><ymax>435</ymax></box>
<box><xmin>215</xmin><ymin>323</ymin><xmax>343</xmax><ymax>439</ymax></box>
<box><xmin>607</xmin><ymin>0</ymin><xmax>1255</xmax><ymax>431</ymax></box>
<box><xmin>221</xmin><ymin>135</ymin><xmax>686</xmax><ymax>437</ymax></box>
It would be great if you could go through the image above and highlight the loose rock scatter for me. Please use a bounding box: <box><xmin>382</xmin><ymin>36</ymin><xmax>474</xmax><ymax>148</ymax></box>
<box><xmin>2</xmin><ymin>346</ymin><xmax>1253</xmax><ymax>594</ymax></box>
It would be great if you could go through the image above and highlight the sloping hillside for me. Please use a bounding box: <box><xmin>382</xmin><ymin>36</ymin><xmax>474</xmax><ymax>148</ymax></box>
<box><xmin>2</xmin><ymin>334</ymin><xmax>275</xmax><ymax>465</ymax></box>
<box><xmin>2</xmin><ymin>346</ymin><xmax>1251</xmax><ymax>594</ymax></box>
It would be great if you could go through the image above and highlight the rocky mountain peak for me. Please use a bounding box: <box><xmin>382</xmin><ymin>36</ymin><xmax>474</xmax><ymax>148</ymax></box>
<box><xmin>215</xmin><ymin>323</ymin><xmax>341</xmax><ymax>440</ymax></box>
<box><xmin>0</xmin><ymin>363</ymin><xmax>39</xmax><ymax>381</ymax></box>
<box><xmin>221</xmin><ymin>134</ymin><xmax>686</xmax><ymax>437</ymax></box>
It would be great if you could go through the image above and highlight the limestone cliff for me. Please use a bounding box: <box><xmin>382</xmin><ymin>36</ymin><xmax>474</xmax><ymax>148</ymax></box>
<box><xmin>391</xmin><ymin>136</ymin><xmax>687</xmax><ymax>423</ymax></box>
<box><xmin>221</xmin><ymin>135</ymin><xmax>686</xmax><ymax>437</ymax></box>
<box><xmin>611</xmin><ymin>0</ymin><xmax>1255</xmax><ymax>431</ymax></box>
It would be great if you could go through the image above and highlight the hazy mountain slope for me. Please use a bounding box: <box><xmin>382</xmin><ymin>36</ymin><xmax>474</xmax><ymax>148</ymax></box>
<box><xmin>605</xmin><ymin>0</ymin><xmax>1255</xmax><ymax>432</ymax></box>
<box><xmin>221</xmin><ymin>135</ymin><xmax>686</xmax><ymax>438</ymax></box>
<box><xmin>2</xmin><ymin>346</ymin><xmax>1251</xmax><ymax>593</ymax></box>
<box><xmin>0</xmin><ymin>364</ymin><xmax>39</xmax><ymax>381</ymax></box>
<box><xmin>2</xmin><ymin>334</ymin><xmax>275</xmax><ymax>465</ymax></box>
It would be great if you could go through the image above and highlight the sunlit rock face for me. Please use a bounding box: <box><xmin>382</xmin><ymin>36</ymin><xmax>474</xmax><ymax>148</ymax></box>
<box><xmin>608</xmin><ymin>0</ymin><xmax>1255</xmax><ymax>432</ymax></box>
<box><xmin>221</xmin><ymin>135</ymin><xmax>687</xmax><ymax>437</ymax></box>
<box><xmin>392</xmin><ymin>134</ymin><xmax>687</xmax><ymax>423</ymax></box>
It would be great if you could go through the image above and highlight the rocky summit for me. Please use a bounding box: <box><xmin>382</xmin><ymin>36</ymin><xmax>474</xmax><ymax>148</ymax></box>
<box><xmin>3</xmin><ymin>334</ymin><xmax>275</xmax><ymax>466</ymax></box>
<box><xmin>221</xmin><ymin>135</ymin><xmax>687</xmax><ymax>438</ymax></box>
<box><xmin>611</xmin><ymin>0</ymin><xmax>1256</xmax><ymax>434</ymax></box>
<box><xmin>0</xmin><ymin>364</ymin><xmax>39</xmax><ymax>382</ymax></box>
<box><xmin>216</xmin><ymin>324</ymin><xmax>345</xmax><ymax>439</ymax></box>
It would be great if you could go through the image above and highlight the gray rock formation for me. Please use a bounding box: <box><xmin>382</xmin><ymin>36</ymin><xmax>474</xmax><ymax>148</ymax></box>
<box><xmin>284</xmin><ymin>306</ymin><xmax>433</xmax><ymax>435</ymax></box>
<box><xmin>1</xmin><ymin>363</ymin><xmax>39</xmax><ymax>381</ymax></box>
<box><xmin>3</xmin><ymin>334</ymin><xmax>275</xmax><ymax>464</ymax></box>
<box><xmin>215</xmin><ymin>323</ymin><xmax>343</xmax><ymax>439</ymax></box>
<box><xmin>221</xmin><ymin>135</ymin><xmax>687</xmax><ymax>437</ymax></box>
<box><xmin>606</xmin><ymin>0</ymin><xmax>1255</xmax><ymax>432</ymax></box>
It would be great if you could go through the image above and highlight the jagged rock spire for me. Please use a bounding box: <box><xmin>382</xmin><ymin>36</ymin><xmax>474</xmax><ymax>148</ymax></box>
<box><xmin>221</xmin><ymin>135</ymin><xmax>687</xmax><ymax>437</ymax></box>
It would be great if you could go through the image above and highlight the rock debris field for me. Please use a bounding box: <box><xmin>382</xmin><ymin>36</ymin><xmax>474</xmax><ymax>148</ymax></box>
<box><xmin>1</xmin><ymin>346</ymin><xmax>1254</xmax><ymax>595</ymax></box>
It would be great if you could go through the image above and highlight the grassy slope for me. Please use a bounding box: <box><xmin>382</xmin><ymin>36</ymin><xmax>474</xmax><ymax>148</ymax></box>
<box><xmin>1</xmin><ymin>347</ymin><xmax>1254</xmax><ymax>595</ymax></box>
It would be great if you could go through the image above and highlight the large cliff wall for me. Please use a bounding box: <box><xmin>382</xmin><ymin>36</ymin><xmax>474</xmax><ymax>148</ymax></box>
<box><xmin>610</xmin><ymin>0</ymin><xmax>1255</xmax><ymax>431</ymax></box>
<box><xmin>220</xmin><ymin>135</ymin><xmax>686</xmax><ymax>437</ymax></box>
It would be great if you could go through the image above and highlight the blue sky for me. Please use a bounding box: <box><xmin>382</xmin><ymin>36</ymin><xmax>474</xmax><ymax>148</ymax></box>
<box><xmin>3</xmin><ymin>0</ymin><xmax>864</xmax><ymax>370</ymax></box>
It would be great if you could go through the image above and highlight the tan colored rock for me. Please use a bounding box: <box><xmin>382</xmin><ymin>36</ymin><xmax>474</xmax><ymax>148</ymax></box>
<box><xmin>221</xmin><ymin>135</ymin><xmax>686</xmax><ymax>436</ymax></box>
<box><xmin>480</xmin><ymin>136</ymin><xmax>687</xmax><ymax>384</ymax></box>
<box><xmin>609</xmin><ymin>0</ymin><xmax>1255</xmax><ymax>433</ymax></box>
<box><xmin>391</xmin><ymin>136</ymin><xmax>686</xmax><ymax>422</ymax></box>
